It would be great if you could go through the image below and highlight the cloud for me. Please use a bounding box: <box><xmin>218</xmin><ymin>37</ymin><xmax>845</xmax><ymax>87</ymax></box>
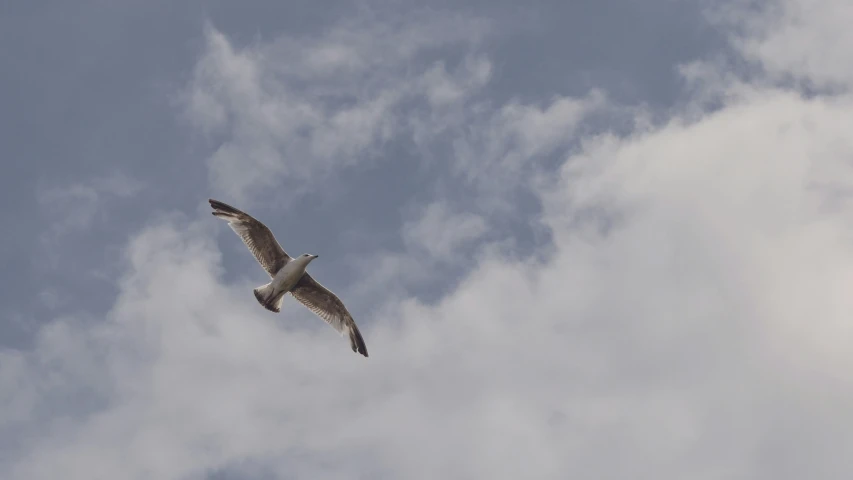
<box><xmin>35</xmin><ymin>172</ymin><xmax>145</xmax><ymax>277</ymax></box>
<box><xmin>36</xmin><ymin>172</ymin><xmax>144</xmax><ymax>239</ymax></box>
<box><xmin>183</xmin><ymin>13</ymin><xmax>492</xmax><ymax>206</ymax></box>
<box><xmin>450</xmin><ymin>89</ymin><xmax>610</xmax><ymax>185</ymax></box>
<box><xmin>8</xmin><ymin>80</ymin><xmax>853</xmax><ymax>476</ymax></box>
<box><xmin>402</xmin><ymin>201</ymin><xmax>488</xmax><ymax>259</ymax></box>
<box><xmin>5</xmin><ymin>0</ymin><xmax>853</xmax><ymax>479</ymax></box>
<box><xmin>420</xmin><ymin>56</ymin><xmax>493</xmax><ymax>108</ymax></box>
<box><xmin>713</xmin><ymin>0</ymin><xmax>853</xmax><ymax>90</ymax></box>
<box><xmin>182</xmin><ymin>9</ymin><xmax>616</xmax><ymax>244</ymax></box>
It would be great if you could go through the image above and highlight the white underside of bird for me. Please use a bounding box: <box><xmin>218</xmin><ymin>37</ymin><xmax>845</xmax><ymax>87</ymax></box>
<box><xmin>252</xmin><ymin>254</ymin><xmax>316</xmax><ymax>312</ymax></box>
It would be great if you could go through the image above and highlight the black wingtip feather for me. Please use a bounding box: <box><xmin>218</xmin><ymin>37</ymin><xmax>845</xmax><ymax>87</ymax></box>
<box><xmin>208</xmin><ymin>199</ymin><xmax>243</xmax><ymax>215</ymax></box>
<box><xmin>349</xmin><ymin>324</ymin><xmax>369</xmax><ymax>358</ymax></box>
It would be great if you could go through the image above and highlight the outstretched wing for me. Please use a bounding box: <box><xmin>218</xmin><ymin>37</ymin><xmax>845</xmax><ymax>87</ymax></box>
<box><xmin>209</xmin><ymin>199</ymin><xmax>290</xmax><ymax>277</ymax></box>
<box><xmin>290</xmin><ymin>273</ymin><xmax>369</xmax><ymax>357</ymax></box>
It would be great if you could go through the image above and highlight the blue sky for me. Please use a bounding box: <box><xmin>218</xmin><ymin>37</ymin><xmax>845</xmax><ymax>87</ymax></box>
<box><xmin>2</xmin><ymin>0</ymin><xmax>853</xmax><ymax>478</ymax></box>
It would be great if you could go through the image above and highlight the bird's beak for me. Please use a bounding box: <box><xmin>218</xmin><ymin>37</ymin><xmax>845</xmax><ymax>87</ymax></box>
<box><xmin>312</xmin><ymin>254</ymin><xmax>319</xmax><ymax>259</ymax></box>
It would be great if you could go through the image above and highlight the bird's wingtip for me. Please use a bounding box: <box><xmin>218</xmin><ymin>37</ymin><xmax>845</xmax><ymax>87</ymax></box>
<box><xmin>349</xmin><ymin>324</ymin><xmax>369</xmax><ymax>358</ymax></box>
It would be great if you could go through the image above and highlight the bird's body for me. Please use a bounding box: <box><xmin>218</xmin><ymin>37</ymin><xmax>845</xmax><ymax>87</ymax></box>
<box><xmin>271</xmin><ymin>255</ymin><xmax>313</xmax><ymax>292</ymax></box>
<box><xmin>208</xmin><ymin>198</ymin><xmax>368</xmax><ymax>357</ymax></box>
<box><xmin>252</xmin><ymin>254</ymin><xmax>315</xmax><ymax>313</ymax></box>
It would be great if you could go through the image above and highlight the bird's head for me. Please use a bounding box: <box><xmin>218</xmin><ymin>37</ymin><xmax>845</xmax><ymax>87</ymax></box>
<box><xmin>299</xmin><ymin>253</ymin><xmax>319</xmax><ymax>264</ymax></box>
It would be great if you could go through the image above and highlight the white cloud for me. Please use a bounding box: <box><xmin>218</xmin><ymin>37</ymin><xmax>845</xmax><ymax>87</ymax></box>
<box><xmin>500</xmin><ymin>89</ymin><xmax>608</xmax><ymax>158</ymax></box>
<box><xmin>446</xmin><ymin>89</ymin><xmax>614</xmax><ymax>211</ymax></box>
<box><xmin>5</xmin><ymin>1</ymin><xmax>853</xmax><ymax>479</ymax></box>
<box><xmin>714</xmin><ymin>0</ymin><xmax>853</xmax><ymax>90</ymax></box>
<box><xmin>340</xmin><ymin>201</ymin><xmax>492</xmax><ymax>308</ymax></box>
<box><xmin>9</xmin><ymin>91</ymin><xmax>853</xmax><ymax>479</ymax></box>
<box><xmin>402</xmin><ymin>201</ymin><xmax>489</xmax><ymax>259</ymax></box>
<box><xmin>184</xmin><ymin>13</ymin><xmax>493</xmax><ymax>206</ymax></box>
<box><xmin>183</xmin><ymin>10</ymin><xmax>613</xmax><ymax>232</ymax></box>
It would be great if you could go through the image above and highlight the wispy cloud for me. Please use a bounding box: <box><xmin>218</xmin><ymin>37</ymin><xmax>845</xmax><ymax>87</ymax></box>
<box><xmin>448</xmin><ymin>89</ymin><xmax>611</xmax><ymax>192</ymax></box>
<box><xmin>36</xmin><ymin>172</ymin><xmax>144</xmax><ymax>244</ymax></box>
<box><xmin>402</xmin><ymin>201</ymin><xmax>488</xmax><ymax>259</ymax></box>
<box><xmin>5</xmin><ymin>0</ymin><xmax>853</xmax><ymax>478</ymax></box>
<box><xmin>30</xmin><ymin>172</ymin><xmax>145</xmax><ymax>308</ymax></box>
<box><xmin>184</xmin><ymin>12</ymin><xmax>492</xmax><ymax>206</ymax></box>
<box><xmin>712</xmin><ymin>0</ymin><xmax>853</xmax><ymax>90</ymax></box>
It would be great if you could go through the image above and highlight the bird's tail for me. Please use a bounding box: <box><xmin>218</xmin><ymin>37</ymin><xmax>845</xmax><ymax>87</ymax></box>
<box><xmin>253</xmin><ymin>282</ymin><xmax>286</xmax><ymax>313</ymax></box>
<box><xmin>348</xmin><ymin>323</ymin><xmax>369</xmax><ymax>357</ymax></box>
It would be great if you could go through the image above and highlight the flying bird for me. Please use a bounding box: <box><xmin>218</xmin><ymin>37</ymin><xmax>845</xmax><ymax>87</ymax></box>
<box><xmin>208</xmin><ymin>198</ymin><xmax>368</xmax><ymax>357</ymax></box>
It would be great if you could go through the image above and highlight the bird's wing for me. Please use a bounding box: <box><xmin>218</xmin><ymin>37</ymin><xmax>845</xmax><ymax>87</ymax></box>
<box><xmin>209</xmin><ymin>199</ymin><xmax>290</xmax><ymax>277</ymax></box>
<box><xmin>290</xmin><ymin>273</ymin><xmax>369</xmax><ymax>357</ymax></box>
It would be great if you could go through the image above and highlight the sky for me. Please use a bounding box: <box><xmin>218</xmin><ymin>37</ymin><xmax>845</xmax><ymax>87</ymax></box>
<box><xmin>1</xmin><ymin>0</ymin><xmax>852</xmax><ymax>478</ymax></box>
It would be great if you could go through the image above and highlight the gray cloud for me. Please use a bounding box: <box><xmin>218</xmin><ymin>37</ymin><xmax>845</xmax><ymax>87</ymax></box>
<box><xmin>3</xmin><ymin>0</ymin><xmax>853</xmax><ymax>479</ymax></box>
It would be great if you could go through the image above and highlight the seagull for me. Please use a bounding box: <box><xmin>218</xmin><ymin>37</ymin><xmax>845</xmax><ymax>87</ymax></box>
<box><xmin>208</xmin><ymin>198</ymin><xmax>368</xmax><ymax>357</ymax></box>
